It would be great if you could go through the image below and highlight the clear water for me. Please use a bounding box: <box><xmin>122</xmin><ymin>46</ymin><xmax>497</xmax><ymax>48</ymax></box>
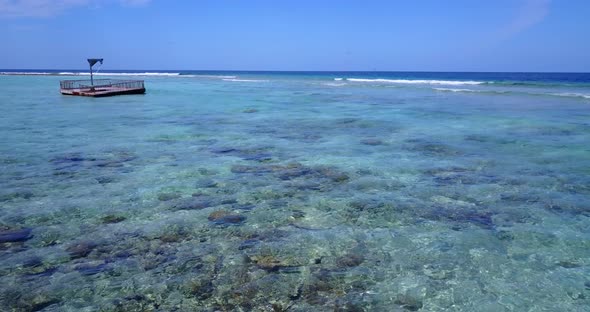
<box><xmin>1</xmin><ymin>72</ymin><xmax>589</xmax><ymax>311</ymax></box>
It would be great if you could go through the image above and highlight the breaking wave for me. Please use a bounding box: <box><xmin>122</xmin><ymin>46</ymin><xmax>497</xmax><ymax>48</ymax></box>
<box><xmin>0</xmin><ymin>71</ymin><xmax>185</xmax><ymax>77</ymax></box>
<box><xmin>550</xmin><ymin>92</ymin><xmax>590</xmax><ymax>99</ymax></box>
<box><xmin>0</xmin><ymin>71</ymin><xmax>57</xmax><ymax>75</ymax></box>
<box><xmin>433</xmin><ymin>88</ymin><xmax>482</xmax><ymax>93</ymax></box>
<box><xmin>222</xmin><ymin>78</ymin><xmax>269</xmax><ymax>82</ymax></box>
<box><xmin>58</xmin><ymin>72</ymin><xmax>182</xmax><ymax>77</ymax></box>
<box><xmin>192</xmin><ymin>75</ymin><xmax>237</xmax><ymax>79</ymax></box>
<box><xmin>433</xmin><ymin>87</ymin><xmax>590</xmax><ymax>100</ymax></box>
<box><xmin>323</xmin><ymin>82</ymin><xmax>347</xmax><ymax>87</ymax></box>
<box><xmin>341</xmin><ymin>78</ymin><xmax>484</xmax><ymax>85</ymax></box>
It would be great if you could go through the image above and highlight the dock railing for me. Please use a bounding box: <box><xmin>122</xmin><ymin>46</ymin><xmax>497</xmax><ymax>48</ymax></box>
<box><xmin>60</xmin><ymin>79</ymin><xmax>144</xmax><ymax>90</ymax></box>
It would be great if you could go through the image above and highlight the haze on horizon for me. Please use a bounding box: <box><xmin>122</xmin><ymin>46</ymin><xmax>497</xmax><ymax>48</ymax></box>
<box><xmin>0</xmin><ymin>0</ymin><xmax>589</xmax><ymax>72</ymax></box>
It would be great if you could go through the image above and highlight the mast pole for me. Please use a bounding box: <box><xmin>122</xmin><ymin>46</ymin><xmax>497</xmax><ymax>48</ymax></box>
<box><xmin>87</xmin><ymin>58</ymin><xmax>102</xmax><ymax>87</ymax></box>
<box><xmin>90</xmin><ymin>62</ymin><xmax>94</xmax><ymax>86</ymax></box>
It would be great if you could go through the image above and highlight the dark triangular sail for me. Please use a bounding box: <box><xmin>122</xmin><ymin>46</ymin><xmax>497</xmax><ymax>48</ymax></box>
<box><xmin>87</xmin><ymin>59</ymin><xmax>103</xmax><ymax>67</ymax></box>
<box><xmin>87</xmin><ymin>58</ymin><xmax>103</xmax><ymax>86</ymax></box>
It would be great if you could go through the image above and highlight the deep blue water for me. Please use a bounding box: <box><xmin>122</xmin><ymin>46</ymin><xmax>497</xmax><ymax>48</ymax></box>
<box><xmin>1</xmin><ymin>71</ymin><xmax>589</xmax><ymax>311</ymax></box>
<box><xmin>3</xmin><ymin>69</ymin><xmax>590</xmax><ymax>83</ymax></box>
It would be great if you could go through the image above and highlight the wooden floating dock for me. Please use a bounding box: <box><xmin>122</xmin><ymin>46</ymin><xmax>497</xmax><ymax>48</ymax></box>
<box><xmin>60</xmin><ymin>79</ymin><xmax>146</xmax><ymax>97</ymax></box>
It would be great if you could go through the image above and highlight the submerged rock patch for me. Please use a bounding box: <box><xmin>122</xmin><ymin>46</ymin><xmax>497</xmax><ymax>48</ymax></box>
<box><xmin>425</xmin><ymin>207</ymin><xmax>496</xmax><ymax>230</ymax></box>
<box><xmin>100</xmin><ymin>215</ymin><xmax>126</xmax><ymax>224</ymax></box>
<box><xmin>208</xmin><ymin>210</ymin><xmax>246</xmax><ymax>225</ymax></box>
<box><xmin>157</xmin><ymin>192</ymin><xmax>181</xmax><ymax>201</ymax></box>
<box><xmin>360</xmin><ymin>138</ymin><xmax>384</xmax><ymax>146</ymax></box>
<box><xmin>211</xmin><ymin>146</ymin><xmax>274</xmax><ymax>162</ymax></box>
<box><xmin>66</xmin><ymin>241</ymin><xmax>98</xmax><ymax>259</ymax></box>
<box><xmin>50</xmin><ymin>150</ymin><xmax>138</xmax><ymax>179</ymax></box>
<box><xmin>0</xmin><ymin>190</ymin><xmax>35</xmax><ymax>202</ymax></box>
<box><xmin>405</xmin><ymin>139</ymin><xmax>463</xmax><ymax>157</ymax></box>
<box><xmin>0</xmin><ymin>227</ymin><xmax>33</xmax><ymax>243</ymax></box>
<box><xmin>171</xmin><ymin>197</ymin><xmax>214</xmax><ymax>211</ymax></box>
<box><xmin>336</xmin><ymin>252</ymin><xmax>365</xmax><ymax>268</ymax></box>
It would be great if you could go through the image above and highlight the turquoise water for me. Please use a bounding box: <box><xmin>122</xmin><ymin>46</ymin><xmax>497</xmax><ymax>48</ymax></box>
<box><xmin>1</xmin><ymin>72</ymin><xmax>590</xmax><ymax>311</ymax></box>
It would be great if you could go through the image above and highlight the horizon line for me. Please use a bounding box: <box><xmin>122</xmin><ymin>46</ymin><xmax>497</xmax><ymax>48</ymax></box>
<box><xmin>1</xmin><ymin>69</ymin><xmax>590</xmax><ymax>74</ymax></box>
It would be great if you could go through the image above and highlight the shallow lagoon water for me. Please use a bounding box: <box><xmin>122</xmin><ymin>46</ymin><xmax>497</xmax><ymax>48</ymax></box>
<box><xmin>1</xmin><ymin>73</ymin><xmax>590</xmax><ymax>311</ymax></box>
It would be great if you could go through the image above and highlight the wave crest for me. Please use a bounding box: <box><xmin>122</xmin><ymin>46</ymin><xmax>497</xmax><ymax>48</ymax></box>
<box><xmin>341</xmin><ymin>78</ymin><xmax>484</xmax><ymax>85</ymax></box>
<box><xmin>550</xmin><ymin>92</ymin><xmax>590</xmax><ymax>99</ymax></box>
<box><xmin>0</xmin><ymin>71</ymin><xmax>184</xmax><ymax>77</ymax></box>
<box><xmin>193</xmin><ymin>75</ymin><xmax>237</xmax><ymax>79</ymax></box>
<box><xmin>1</xmin><ymin>71</ymin><xmax>55</xmax><ymax>75</ymax></box>
<box><xmin>433</xmin><ymin>87</ymin><xmax>590</xmax><ymax>100</ymax></box>
<box><xmin>222</xmin><ymin>78</ymin><xmax>269</xmax><ymax>82</ymax></box>
<box><xmin>59</xmin><ymin>72</ymin><xmax>181</xmax><ymax>76</ymax></box>
<box><xmin>433</xmin><ymin>87</ymin><xmax>480</xmax><ymax>93</ymax></box>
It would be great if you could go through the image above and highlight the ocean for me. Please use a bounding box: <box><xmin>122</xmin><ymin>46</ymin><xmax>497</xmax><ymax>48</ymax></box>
<box><xmin>1</xmin><ymin>71</ymin><xmax>589</xmax><ymax>311</ymax></box>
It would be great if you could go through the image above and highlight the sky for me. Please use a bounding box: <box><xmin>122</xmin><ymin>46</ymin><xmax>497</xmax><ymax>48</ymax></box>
<box><xmin>0</xmin><ymin>0</ymin><xmax>589</xmax><ymax>72</ymax></box>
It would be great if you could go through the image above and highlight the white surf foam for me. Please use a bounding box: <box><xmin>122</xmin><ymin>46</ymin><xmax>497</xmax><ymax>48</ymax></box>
<box><xmin>433</xmin><ymin>87</ymin><xmax>513</xmax><ymax>95</ymax></box>
<box><xmin>334</xmin><ymin>78</ymin><xmax>344</xmax><ymax>81</ymax></box>
<box><xmin>222</xmin><ymin>78</ymin><xmax>269</xmax><ymax>82</ymax></box>
<box><xmin>194</xmin><ymin>75</ymin><xmax>237</xmax><ymax>79</ymax></box>
<box><xmin>344</xmin><ymin>78</ymin><xmax>484</xmax><ymax>85</ymax></box>
<box><xmin>550</xmin><ymin>92</ymin><xmax>590</xmax><ymax>99</ymax></box>
<box><xmin>58</xmin><ymin>72</ymin><xmax>181</xmax><ymax>76</ymax></box>
<box><xmin>0</xmin><ymin>71</ymin><xmax>55</xmax><ymax>75</ymax></box>
<box><xmin>433</xmin><ymin>87</ymin><xmax>480</xmax><ymax>92</ymax></box>
<box><xmin>434</xmin><ymin>88</ymin><xmax>590</xmax><ymax>100</ymax></box>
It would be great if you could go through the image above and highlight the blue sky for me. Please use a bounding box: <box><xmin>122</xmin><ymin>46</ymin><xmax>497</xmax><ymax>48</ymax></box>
<box><xmin>0</xmin><ymin>0</ymin><xmax>589</xmax><ymax>71</ymax></box>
